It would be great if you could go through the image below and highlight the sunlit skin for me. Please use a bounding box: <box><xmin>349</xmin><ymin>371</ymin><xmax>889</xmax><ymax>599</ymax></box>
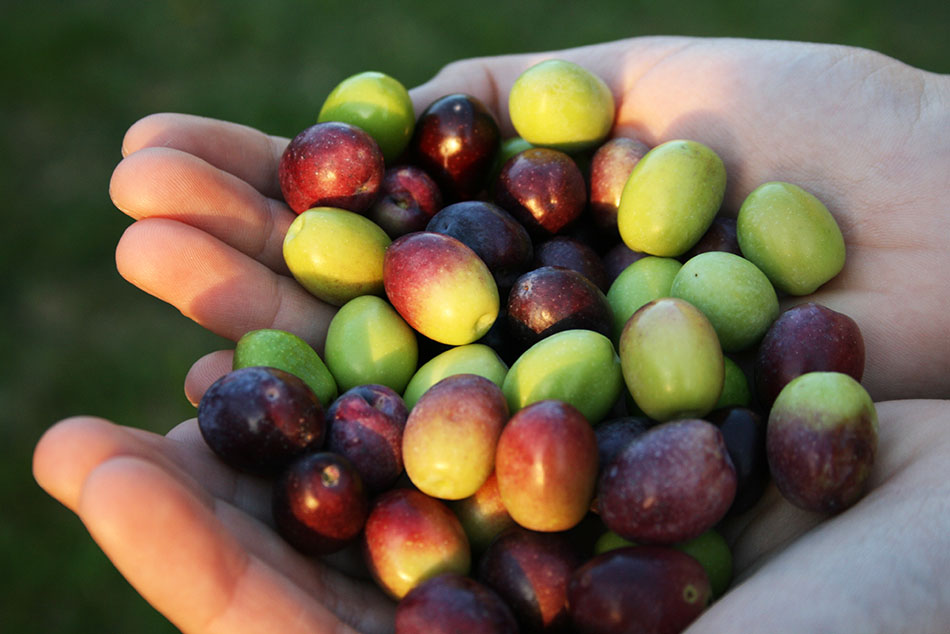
<box><xmin>34</xmin><ymin>37</ymin><xmax>950</xmax><ymax>634</ymax></box>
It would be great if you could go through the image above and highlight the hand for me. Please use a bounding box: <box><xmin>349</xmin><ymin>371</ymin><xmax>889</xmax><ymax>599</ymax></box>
<box><xmin>39</xmin><ymin>36</ymin><xmax>950</xmax><ymax>633</ymax></box>
<box><xmin>33</xmin><ymin>415</ymin><xmax>397</xmax><ymax>633</ymax></box>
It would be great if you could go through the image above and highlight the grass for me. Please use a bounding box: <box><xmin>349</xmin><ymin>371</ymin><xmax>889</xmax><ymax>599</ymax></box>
<box><xmin>3</xmin><ymin>0</ymin><xmax>946</xmax><ymax>631</ymax></box>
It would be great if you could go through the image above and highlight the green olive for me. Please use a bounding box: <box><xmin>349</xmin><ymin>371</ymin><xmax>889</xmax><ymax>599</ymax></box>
<box><xmin>714</xmin><ymin>356</ymin><xmax>752</xmax><ymax>410</ymax></box>
<box><xmin>283</xmin><ymin>207</ymin><xmax>391</xmax><ymax>306</ymax></box>
<box><xmin>606</xmin><ymin>256</ymin><xmax>682</xmax><ymax>342</ymax></box>
<box><xmin>737</xmin><ymin>182</ymin><xmax>845</xmax><ymax>295</ymax></box>
<box><xmin>233</xmin><ymin>328</ymin><xmax>337</xmax><ymax>407</ymax></box>
<box><xmin>671</xmin><ymin>251</ymin><xmax>779</xmax><ymax>352</ymax></box>
<box><xmin>502</xmin><ymin>329</ymin><xmax>623</xmax><ymax>424</ymax></box>
<box><xmin>324</xmin><ymin>295</ymin><xmax>418</xmax><ymax>393</ymax></box>
<box><xmin>318</xmin><ymin>71</ymin><xmax>415</xmax><ymax>162</ymax></box>
<box><xmin>402</xmin><ymin>344</ymin><xmax>508</xmax><ymax>410</ymax></box>
<box><xmin>619</xmin><ymin>298</ymin><xmax>724</xmax><ymax>422</ymax></box>
<box><xmin>508</xmin><ymin>59</ymin><xmax>615</xmax><ymax>153</ymax></box>
<box><xmin>617</xmin><ymin>140</ymin><xmax>726</xmax><ymax>257</ymax></box>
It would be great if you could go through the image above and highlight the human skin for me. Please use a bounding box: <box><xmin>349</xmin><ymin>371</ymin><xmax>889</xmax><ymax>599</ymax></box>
<box><xmin>37</xmin><ymin>36</ymin><xmax>950</xmax><ymax>633</ymax></box>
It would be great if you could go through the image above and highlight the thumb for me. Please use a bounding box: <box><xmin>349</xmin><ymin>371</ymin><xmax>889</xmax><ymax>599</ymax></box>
<box><xmin>408</xmin><ymin>52</ymin><xmax>539</xmax><ymax>137</ymax></box>
<box><xmin>406</xmin><ymin>37</ymin><xmax>691</xmax><ymax>140</ymax></box>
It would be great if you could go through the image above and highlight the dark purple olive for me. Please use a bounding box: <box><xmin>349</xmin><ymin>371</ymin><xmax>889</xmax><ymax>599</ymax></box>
<box><xmin>366</xmin><ymin>165</ymin><xmax>443</xmax><ymax>238</ymax></box>
<box><xmin>681</xmin><ymin>215</ymin><xmax>740</xmax><ymax>262</ymax></box>
<box><xmin>507</xmin><ymin>266</ymin><xmax>613</xmax><ymax>349</ymax></box>
<box><xmin>478</xmin><ymin>526</ymin><xmax>582</xmax><ymax>633</ymax></box>
<box><xmin>326</xmin><ymin>384</ymin><xmax>409</xmax><ymax>492</ymax></box>
<box><xmin>410</xmin><ymin>94</ymin><xmax>500</xmax><ymax>202</ymax></box>
<box><xmin>706</xmin><ymin>406</ymin><xmax>769</xmax><ymax>516</ymax></box>
<box><xmin>602</xmin><ymin>241</ymin><xmax>648</xmax><ymax>283</ymax></box>
<box><xmin>535</xmin><ymin>236</ymin><xmax>610</xmax><ymax>292</ymax></box>
<box><xmin>594</xmin><ymin>416</ymin><xmax>652</xmax><ymax>475</ymax></box>
<box><xmin>495</xmin><ymin>148</ymin><xmax>586</xmax><ymax>237</ymax></box>
<box><xmin>755</xmin><ymin>302</ymin><xmax>865</xmax><ymax>410</ymax></box>
<box><xmin>396</xmin><ymin>572</ymin><xmax>518</xmax><ymax>634</ymax></box>
<box><xmin>597</xmin><ymin>419</ymin><xmax>736</xmax><ymax>545</ymax></box>
<box><xmin>568</xmin><ymin>546</ymin><xmax>711</xmax><ymax>634</ymax></box>
<box><xmin>426</xmin><ymin>200</ymin><xmax>533</xmax><ymax>295</ymax></box>
<box><xmin>272</xmin><ymin>452</ymin><xmax>368</xmax><ymax>555</ymax></box>
<box><xmin>197</xmin><ymin>366</ymin><xmax>324</xmax><ymax>475</ymax></box>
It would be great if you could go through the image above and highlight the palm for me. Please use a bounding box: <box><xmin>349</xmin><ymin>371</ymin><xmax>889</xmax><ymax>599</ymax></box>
<box><xmin>411</xmin><ymin>37</ymin><xmax>950</xmax><ymax>401</ymax></box>
<box><xmin>696</xmin><ymin>399</ymin><xmax>950</xmax><ymax>632</ymax></box>
<box><xmin>38</xmin><ymin>36</ymin><xmax>949</xmax><ymax>632</ymax></box>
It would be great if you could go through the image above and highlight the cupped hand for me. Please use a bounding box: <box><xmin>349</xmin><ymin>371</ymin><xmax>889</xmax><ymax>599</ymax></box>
<box><xmin>109</xmin><ymin>36</ymin><xmax>950</xmax><ymax>404</ymax></box>
<box><xmin>33</xmin><ymin>415</ymin><xmax>396</xmax><ymax>633</ymax></box>
<box><xmin>43</xmin><ymin>35</ymin><xmax>950</xmax><ymax>633</ymax></box>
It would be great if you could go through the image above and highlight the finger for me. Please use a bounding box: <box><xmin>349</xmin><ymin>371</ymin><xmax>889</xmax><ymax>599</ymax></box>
<box><xmin>36</xmin><ymin>412</ymin><xmax>361</xmax><ymax>568</ymax></box>
<box><xmin>115</xmin><ymin>218</ymin><xmax>336</xmax><ymax>352</ymax></box>
<box><xmin>121</xmin><ymin>113</ymin><xmax>289</xmax><ymax>199</ymax></box>
<box><xmin>79</xmin><ymin>456</ymin><xmax>393</xmax><ymax>634</ymax></box>
<box><xmin>164</xmin><ymin>419</ymin><xmax>274</xmax><ymax>523</ymax></box>
<box><xmin>725</xmin><ymin>399</ymin><xmax>949</xmax><ymax>578</ymax></box>
<box><xmin>34</xmin><ymin>416</ymin><xmax>169</xmax><ymax>513</ymax></box>
<box><xmin>33</xmin><ymin>416</ymin><xmax>271</xmax><ymax>523</ymax></box>
<box><xmin>690</xmin><ymin>400</ymin><xmax>950</xmax><ymax>633</ymax></box>
<box><xmin>185</xmin><ymin>350</ymin><xmax>235</xmax><ymax>406</ymax></box>
<box><xmin>409</xmin><ymin>45</ymin><xmax>632</xmax><ymax>138</ymax></box>
<box><xmin>162</xmin><ymin>420</ymin><xmax>380</xmax><ymax>581</ymax></box>
<box><xmin>110</xmin><ymin>147</ymin><xmax>294</xmax><ymax>274</ymax></box>
<box><xmin>784</xmin><ymin>248</ymin><xmax>948</xmax><ymax>402</ymax></box>
<box><xmin>410</xmin><ymin>37</ymin><xmax>713</xmax><ymax>139</ymax></box>
<box><xmin>410</xmin><ymin>37</ymin><xmax>901</xmax><ymax>215</ymax></box>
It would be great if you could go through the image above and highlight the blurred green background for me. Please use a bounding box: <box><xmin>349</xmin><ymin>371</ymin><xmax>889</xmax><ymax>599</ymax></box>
<box><xmin>3</xmin><ymin>0</ymin><xmax>946</xmax><ymax>631</ymax></box>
